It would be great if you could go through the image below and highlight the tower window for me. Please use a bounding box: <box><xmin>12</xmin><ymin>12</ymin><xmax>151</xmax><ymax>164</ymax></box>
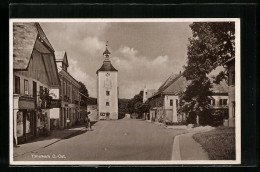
<box><xmin>106</xmin><ymin>102</ymin><xmax>109</xmax><ymax>106</ymax></box>
<box><xmin>106</xmin><ymin>91</ymin><xmax>110</xmax><ymax>96</ymax></box>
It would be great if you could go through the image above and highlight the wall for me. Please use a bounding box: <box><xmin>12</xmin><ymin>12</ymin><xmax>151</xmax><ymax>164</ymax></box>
<box><xmin>97</xmin><ymin>71</ymin><xmax>118</xmax><ymax>120</ymax></box>
<box><xmin>164</xmin><ymin>95</ymin><xmax>179</xmax><ymax>122</ymax></box>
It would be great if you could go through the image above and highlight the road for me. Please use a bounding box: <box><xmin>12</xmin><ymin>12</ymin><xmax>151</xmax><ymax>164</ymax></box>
<box><xmin>14</xmin><ymin>118</ymin><xmax>186</xmax><ymax>161</ymax></box>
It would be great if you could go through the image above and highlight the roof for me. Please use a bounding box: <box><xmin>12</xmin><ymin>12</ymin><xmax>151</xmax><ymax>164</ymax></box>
<box><xmin>149</xmin><ymin>73</ymin><xmax>228</xmax><ymax>99</ymax></box>
<box><xmin>55</xmin><ymin>51</ymin><xmax>69</xmax><ymax>67</ymax></box>
<box><xmin>13</xmin><ymin>22</ymin><xmax>54</xmax><ymax>70</ymax></box>
<box><xmin>224</xmin><ymin>57</ymin><xmax>235</xmax><ymax>66</ymax></box>
<box><xmin>87</xmin><ymin>97</ymin><xmax>97</xmax><ymax>105</ymax></box>
<box><xmin>157</xmin><ymin>74</ymin><xmax>181</xmax><ymax>92</ymax></box>
<box><xmin>211</xmin><ymin>80</ymin><xmax>229</xmax><ymax>94</ymax></box>
<box><xmin>96</xmin><ymin>61</ymin><xmax>118</xmax><ymax>74</ymax></box>
<box><xmin>163</xmin><ymin>75</ymin><xmax>190</xmax><ymax>95</ymax></box>
<box><xmin>103</xmin><ymin>47</ymin><xmax>111</xmax><ymax>55</ymax></box>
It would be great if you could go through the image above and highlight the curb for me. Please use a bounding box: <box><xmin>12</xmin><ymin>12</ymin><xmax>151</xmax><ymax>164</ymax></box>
<box><xmin>43</xmin><ymin>127</ymin><xmax>86</xmax><ymax>148</ymax></box>
<box><xmin>171</xmin><ymin>128</ymin><xmax>214</xmax><ymax>160</ymax></box>
<box><xmin>171</xmin><ymin>135</ymin><xmax>181</xmax><ymax>160</ymax></box>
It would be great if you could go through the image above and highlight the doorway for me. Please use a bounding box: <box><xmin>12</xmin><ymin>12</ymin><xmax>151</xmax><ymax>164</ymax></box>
<box><xmin>106</xmin><ymin>113</ymin><xmax>110</xmax><ymax>120</ymax></box>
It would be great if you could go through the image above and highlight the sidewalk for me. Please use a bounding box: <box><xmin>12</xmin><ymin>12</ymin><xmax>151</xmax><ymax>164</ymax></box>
<box><xmin>13</xmin><ymin>124</ymin><xmax>87</xmax><ymax>157</ymax></box>
<box><xmin>172</xmin><ymin>126</ymin><xmax>214</xmax><ymax>160</ymax></box>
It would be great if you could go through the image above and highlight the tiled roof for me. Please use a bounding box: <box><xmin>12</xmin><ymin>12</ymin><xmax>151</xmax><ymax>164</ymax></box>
<box><xmin>13</xmin><ymin>22</ymin><xmax>54</xmax><ymax>70</ymax></box>
<box><xmin>163</xmin><ymin>75</ymin><xmax>190</xmax><ymax>95</ymax></box>
<box><xmin>157</xmin><ymin>74</ymin><xmax>180</xmax><ymax>92</ymax></box>
<box><xmin>96</xmin><ymin>61</ymin><xmax>118</xmax><ymax>74</ymax></box>
<box><xmin>150</xmin><ymin>73</ymin><xmax>228</xmax><ymax>99</ymax></box>
<box><xmin>13</xmin><ymin>23</ymin><xmax>38</xmax><ymax>69</ymax></box>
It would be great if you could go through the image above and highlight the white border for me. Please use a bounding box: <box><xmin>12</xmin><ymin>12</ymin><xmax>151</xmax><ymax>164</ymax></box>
<box><xmin>9</xmin><ymin>18</ymin><xmax>241</xmax><ymax>166</ymax></box>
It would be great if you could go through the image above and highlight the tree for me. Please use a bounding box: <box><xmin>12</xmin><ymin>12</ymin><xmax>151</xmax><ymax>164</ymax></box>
<box><xmin>78</xmin><ymin>81</ymin><xmax>89</xmax><ymax>97</ymax></box>
<box><xmin>180</xmin><ymin>22</ymin><xmax>235</xmax><ymax>125</ymax></box>
<box><xmin>126</xmin><ymin>91</ymin><xmax>147</xmax><ymax>118</ymax></box>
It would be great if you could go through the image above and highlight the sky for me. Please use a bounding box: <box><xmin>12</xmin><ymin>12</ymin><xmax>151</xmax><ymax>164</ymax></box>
<box><xmin>40</xmin><ymin>22</ymin><xmax>193</xmax><ymax>99</ymax></box>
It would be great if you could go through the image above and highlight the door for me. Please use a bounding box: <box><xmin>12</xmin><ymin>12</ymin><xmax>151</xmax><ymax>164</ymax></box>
<box><xmin>106</xmin><ymin>113</ymin><xmax>110</xmax><ymax>120</ymax></box>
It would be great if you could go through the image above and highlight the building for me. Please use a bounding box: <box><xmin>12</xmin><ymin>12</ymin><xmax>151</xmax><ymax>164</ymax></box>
<box><xmin>13</xmin><ymin>23</ymin><xmax>60</xmax><ymax>144</ymax></box>
<box><xmin>143</xmin><ymin>86</ymin><xmax>157</xmax><ymax>103</ymax></box>
<box><xmin>147</xmin><ymin>73</ymin><xmax>229</xmax><ymax>124</ymax></box>
<box><xmin>142</xmin><ymin>87</ymin><xmax>157</xmax><ymax>120</ymax></box>
<box><xmin>87</xmin><ymin>97</ymin><xmax>98</xmax><ymax>121</ymax></box>
<box><xmin>78</xmin><ymin>92</ymin><xmax>88</xmax><ymax>124</ymax></box>
<box><xmin>96</xmin><ymin>44</ymin><xmax>119</xmax><ymax>120</ymax></box>
<box><xmin>225</xmin><ymin>57</ymin><xmax>235</xmax><ymax>127</ymax></box>
<box><xmin>52</xmin><ymin>51</ymin><xmax>81</xmax><ymax>129</ymax></box>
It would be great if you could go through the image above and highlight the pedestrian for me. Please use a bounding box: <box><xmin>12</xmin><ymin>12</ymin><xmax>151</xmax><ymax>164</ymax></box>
<box><xmin>88</xmin><ymin>117</ymin><xmax>92</xmax><ymax>131</ymax></box>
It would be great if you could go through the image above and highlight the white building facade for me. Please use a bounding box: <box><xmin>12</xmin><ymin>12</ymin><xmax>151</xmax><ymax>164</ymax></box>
<box><xmin>97</xmin><ymin>45</ymin><xmax>119</xmax><ymax>120</ymax></box>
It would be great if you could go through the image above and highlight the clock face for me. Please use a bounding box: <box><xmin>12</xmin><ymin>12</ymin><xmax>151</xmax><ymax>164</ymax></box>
<box><xmin>106</xmin><ymin>73</ymin><xmax>110</xmax><ymax>77</ymax></box>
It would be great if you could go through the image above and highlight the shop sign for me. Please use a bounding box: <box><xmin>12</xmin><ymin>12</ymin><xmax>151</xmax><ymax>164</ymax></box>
<box><xmin>50</xmin><ymin>99</ymin><xmax>61</xmax><ymax>108</ymax></box>
<box><xmin>19</xmin><ymin>96</ymin><xmax>35</xmax><ymax>109</ymax></box>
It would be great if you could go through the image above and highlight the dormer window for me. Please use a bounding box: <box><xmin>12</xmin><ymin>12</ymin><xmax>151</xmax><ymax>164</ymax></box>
<box><xmin>62</xmin><ymin>63</ymin><xmax>67</xmax><ymax>71</ymax></box>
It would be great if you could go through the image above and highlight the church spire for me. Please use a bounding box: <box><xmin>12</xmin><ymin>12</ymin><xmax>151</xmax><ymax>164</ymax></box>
<box><xmin>103</xmin><ymin>41</ymin><xmax>111</xmax><ymax>61</ymax></box>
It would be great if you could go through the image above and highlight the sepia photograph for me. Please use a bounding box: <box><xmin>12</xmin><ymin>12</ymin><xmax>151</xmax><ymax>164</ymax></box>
<box><xmin>9</xmin><ymin>18</ymin><xmax>240</xmax><ymax>165</ymax></box>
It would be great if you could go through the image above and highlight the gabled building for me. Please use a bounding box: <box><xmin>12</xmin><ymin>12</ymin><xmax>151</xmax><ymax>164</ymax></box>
<box><xmin>13</xmin><ymin>23</ymin><xmax>60</xmax><ymax>144</ymax></box>
<box><xmin>147</xmin><ymin>73</ymin><xmax>229</xmax><ymax>124</ymax></box>
<box><xmin>54</xmin><ymin>51</ymin><xmax>81</xmax><ymax>129</ymax></box>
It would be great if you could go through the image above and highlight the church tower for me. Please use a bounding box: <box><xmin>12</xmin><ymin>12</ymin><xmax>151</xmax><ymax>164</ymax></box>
<box><xmin>96</xmin><ymin>42</ymin><xmax>118</xmax><ymax>120</ymax></box>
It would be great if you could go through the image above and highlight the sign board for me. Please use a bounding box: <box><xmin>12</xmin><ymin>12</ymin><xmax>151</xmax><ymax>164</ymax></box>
<box><xmin>50</xmin><ymin>99</ymin><xmax>61</xmax><ymax>108</ymax></box>
<box><xmin>18</xmin><ymin>96</ymin><xmax>35</xmax><ymax>109</ymax></box>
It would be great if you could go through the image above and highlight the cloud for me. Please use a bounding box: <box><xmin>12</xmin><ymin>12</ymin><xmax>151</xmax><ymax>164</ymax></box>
<box><xmin>80</xmin><ymin>37</ymin><xmax>105</xmax><ymax>56</ymax></box>
<box><xmin>68</xmin><ymin>58</ymin><xmax>97</xmax><ymax>97</ymax></box>
<box><xmin>152</xmin><ymin>55</ymin><xmax>168</xmax><ymax>65</ymax></box>
<box><xmin>111</xmin><ymin>46</ymin><xmax>179</xmax><ymax>98</ymax></box>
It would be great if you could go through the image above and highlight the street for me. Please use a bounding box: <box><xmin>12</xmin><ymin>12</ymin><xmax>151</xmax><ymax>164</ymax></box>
<box><xmin>14</xmin><ymin>118</ymin><xmax>186</xmax><ymax>161</ymax></box>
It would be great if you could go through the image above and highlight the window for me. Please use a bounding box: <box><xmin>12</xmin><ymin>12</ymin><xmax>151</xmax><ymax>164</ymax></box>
<box><xmin>106</xmin><ymin>91</ymin><xmax>110</xmax><ymax>96</ymax></box>
<box><xmin>223</xmin><ymin>99</ymin><xmax>228</xmax><ymax>105</ymax></box>
<box><xmin>106</xmin><ymin>102</ymin><xmax>109</xmax><ymax>106</ymax></box>
<box><xmin>170</xmin><ymin>99</ymin><xmax>173</xmax><ymax>106</ymax></box>
<box><xmin>63</xmin><ymin>82</ymin><xmax>66</xmax><ymax>96</ymax></box>
<box><xmin>24</xmin><ymin>79</ymin><xmax>29</xmax><ymax>95</ymax></box>
<box><xmin>67</xmin><ymin>84</ymin><xmax>69</xmax><ymax>97</ymax></box>
<box><xmin>15</xmin><ymin>76</ymin><xmax>20</xmax><ymax>94</ymax></box>
<box><xmin>40</xmin><ymin>86</ymin><xmax>43</xmax><ymax>96</ymax></box>
<box><xmin>219</xmin><ymin>99</ymin><xmax>223</xmax><ymax>106</ymax></box>
<box><xmin>45</xmin><ymin>88</ymin><xmax>48</xmax><ymax>95</ymax></box>
<box><xmin>176</xmin><ymin>100</ymin><xmax>179</xmax><ymax>108</ymax></box>
<box><xmin>212</xmin><ymin>99</ymin><xmax>215</xmax><ymax>106</ymax></box>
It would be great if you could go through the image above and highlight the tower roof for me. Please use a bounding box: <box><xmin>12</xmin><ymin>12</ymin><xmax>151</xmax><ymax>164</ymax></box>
<box><xmin>103</xmin><ymin>47</ymin><xmax>111</xmax><ymax>55</ymax></box>
<box><xmin>96</xmin><ymin>61</ymin><xmax>118</xmax><ymax>74</ymax></box>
